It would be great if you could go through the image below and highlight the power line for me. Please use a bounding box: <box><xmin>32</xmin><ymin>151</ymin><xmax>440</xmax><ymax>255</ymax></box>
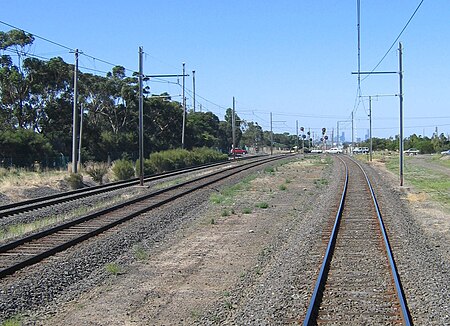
<box><xmin>0</xmin><ymin>20</ymin><xmax>74</xmax><ymax>51</ymax></box>
<box><xmin>4</xmin><ymin>48</ymin><xmax>112</xmax><ymax>75</ymax></box>
<box><xmin>0</xmin><ymin>19</ymin><xmax>135</xmax><ymax>75</ymax></box>
<box><xmin>361</xmin><ymin>0</ymin><xmax>425</xmax><ymax>82</ymax></box>
<box><xmin>351</xmin><ymin>0</ymin><xmax>425</xmax><ymax>124</ymax></box>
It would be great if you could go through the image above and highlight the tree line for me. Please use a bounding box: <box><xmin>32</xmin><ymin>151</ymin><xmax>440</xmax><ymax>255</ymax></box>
<box><xmin>2</xmin><ymin>29</ymin><xmax>447</xmax><ymax>169</ymax></box>
<box><xmin>0</xmin><ymin>29</ymin><xmax>303</xmax><ymax>168</ymax></box>
<box><xmin>357</xmin><ymin>133</ymin><xmax>449</xmax><ymax>154</ymax></box>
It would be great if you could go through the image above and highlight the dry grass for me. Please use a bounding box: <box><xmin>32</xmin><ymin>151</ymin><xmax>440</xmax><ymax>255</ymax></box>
<box><xmin>407</xmin><ymin>192</ymin><xmax>429</xmax><ymax>203</ymax></box>
<box><xmin>0</xmin><ymin>167</ymin><xmax>67</xmax><ymax>201</ymax></box>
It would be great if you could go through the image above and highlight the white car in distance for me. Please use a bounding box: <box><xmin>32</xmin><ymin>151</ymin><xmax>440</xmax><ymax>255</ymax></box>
<box><xmin>326</xmin><ymin>147</ymin><xmax>343</xmax><ymax>154</ymax></box>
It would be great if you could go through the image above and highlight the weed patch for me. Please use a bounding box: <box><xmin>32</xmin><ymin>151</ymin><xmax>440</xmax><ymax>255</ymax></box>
<box><xmin>256</xmin><ymin>202</ymin><xmax>269</xmax><ymax>209</ymax></box>
<box><xmin>314</xmin><ymin>178</ymin><xmax>329</xmax><ymax>187</ymax></box>
<box><xmin>105</xmin><ymin>262</ymin><xmax>122</xmax><ymax>276</ymax></box>
<box><xmin>132</xmin><ymin>245</ymin><xmax>148</xmax><ymax>261</ymax></box>
<box><xmin>1</xmin><ymin>315</ymin><xmax>22</xmax><ymax>326</ymax></box>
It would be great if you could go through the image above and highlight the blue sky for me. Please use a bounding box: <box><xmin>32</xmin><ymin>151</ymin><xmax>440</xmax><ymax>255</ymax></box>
<box><xmin>1</xmin><ymin>0</ymin><xmax>449</xmax><ymax>141</ymax></box>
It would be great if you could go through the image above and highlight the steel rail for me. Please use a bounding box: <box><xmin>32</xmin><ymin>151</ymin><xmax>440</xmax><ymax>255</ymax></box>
<box><xmin>0</xmin><ymin>154</ymin><xmax>288</xmax><ymax>278</ymax></box>
<box><xmin>351</xmin><ymin>157</ymin><xmax>412</xmax><ymax>325</ymax></box>
<box><xmin>0</xmin><ymin>159</ymin><xmax>239</xmax><ymax>218</ymax></box>
<box><xmin>303</xmin><ymin>155</ymin><xmax>412</xmax><ymax>325</ymax></box>
<box><xmin>302</xmin><ymin>156</ymin><xmax>348</xmax><ymax>325</ymax></box>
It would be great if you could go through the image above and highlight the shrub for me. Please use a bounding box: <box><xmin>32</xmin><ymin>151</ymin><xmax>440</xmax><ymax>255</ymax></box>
<box><xmin>136</xmin><ymin>159</ymin><xmax>156</xmax><ymax>176</ymax></box>
<box><xmin>147</xmin><ymin>148</ymin><xmax>227</xmax><ymax>173</ymax></box>
<box><xmin>84</xmin><ymin>161</ymin><xmax>109</xmax><ymax>184</ymax></box>
<box><xmin>112</xmin><ymin>159</ymin><xmax>135</xmax><ymax>180</ymax></box>
<box><xmin>256</xmin><ymin>202</ymin><xmax>269</xmax><ymax>209</ymax></box>
<box><xmin>147</xmin><ymin>151</ymin><xmax>177</xmax><ymax>173</ymax></box>
<box><xmin>65</xmin><ymin>173</ymin><xmax>83</xmax><ymax>189</ymax></box>
<box><xmin>192</xmin><ymin>147</ymin><xmax>228</xmax><ymax>164</ymax></box>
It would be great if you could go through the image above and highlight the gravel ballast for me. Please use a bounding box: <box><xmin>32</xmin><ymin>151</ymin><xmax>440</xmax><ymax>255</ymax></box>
<box><xmin>0</xmin><ymin>155</ymin><xmax>449</xmax><ymax>325</ymax></box>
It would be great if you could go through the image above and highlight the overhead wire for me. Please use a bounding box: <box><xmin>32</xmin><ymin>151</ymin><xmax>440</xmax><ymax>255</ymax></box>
<box><xmin>0</xmin><ymin>19</ymin><xmax>136</xmax><ymax>76</ymax></box>
<box><xmin>351</xmin><ymin>0</ymin><xmax>425</xmax><ymax>123</ymax></box>
<box><xmin>361</xmin><ymin>0</ymin><xmax>425</xmax><ymax>82</ymax></box>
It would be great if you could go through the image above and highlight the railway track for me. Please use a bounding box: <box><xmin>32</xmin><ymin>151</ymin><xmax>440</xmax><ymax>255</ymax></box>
<box><xmin>0</xmin><ymin>154</ymin><xmax>288</xmax><ymax>278</ymax></box>
<box><xmin>0</xmin><ymin>159</ymin><xmax>240</xmax><ymax>219</ymax></box>
<box><xmin>303</xmin><ymin>155</ymin><xmax>412</xmax><ymax>325</ymax></box>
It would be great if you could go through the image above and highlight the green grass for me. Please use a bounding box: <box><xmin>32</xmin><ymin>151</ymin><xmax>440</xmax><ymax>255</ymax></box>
<box><xmin>1</xmin><ymin>316</ymin><xmax>22</xmax><ymax>326</ymax></box>
<box><xmin>384</xmin><ymin>155</ymin><xmax>450</xmax><ymax>209</ymax></box>
<box><xmin>242</xmin><ymin>207</ymin><xmax>252</xmax><ymax>214</ymax></box>
<box><xmin>279</xmin><ymin>184</ymin><xmax>287</xmax><ymax>191</ymax></box>
<box><xmin>313</xmin><ymin>178</ymin><xmax>329</xmax><ymax>187</ymax></box>
<box><xmin>105</xmin><ymin>262</ymin><xmax>122</xmax><ymax>276</ymax></box>
<box><xmin>224</xmin><ymin>300</ymin><xmax>234</xmax><ymax>310</ymax></box>
<box><xmin>132</xmin><ymin>245</ymin><xmax>148</xmax><ymax>261</ymax></box>
<box><xmin>430</xmin><ymin>154</ymin><xmax>450</xmax><ymax>168</ymax></box>
<box><xmin>209</xmin><ymin>174</ymin><xmax>257</xmax><ymax>205</ymax></box>
<box><xmin>256</xmin><ymin>202</ymin><xmax>269</xmax><ymax>209</ymax></box>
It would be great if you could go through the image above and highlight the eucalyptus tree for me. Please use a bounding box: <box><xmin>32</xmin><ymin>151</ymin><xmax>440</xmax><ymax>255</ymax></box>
<box><xmin>217</xmin><ymin>108</ymin><xmax>243</xmax><ymax>151</ymax></box>
<box><xmin>185</xmin><ymin>111</ymin><xmax>220</xmax><ymax>149</ymax></box>
<box><xmin>0</xmin><ymin>29</ymin><xmax>35</xmax><ymax>129</ymax></box>
<box><xmin>143</xmin><ymin>94</ymin><xmax>183</xmax><ymax>153</ymax></box>
<box><xmin>241</xmin><ymin>121</ymin><xmax>264</xmax><ymax>150</ymax></box>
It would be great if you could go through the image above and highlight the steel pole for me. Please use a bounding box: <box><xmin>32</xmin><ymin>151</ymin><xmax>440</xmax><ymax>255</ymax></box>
<box><xmin>232</xmin><ymin>97</ymin><xmax>236</xmax><ymax>159</ymax></box>
<box><xmin>78</xmin><ymin>103</ymin><xmax>83</xmax><ymax>171</ymax></box>
<box><xmin>336</xmin><ymin>121</ymin><xmax>340</xmax><ymax>148</ymax></box>
<box><xmin>138</xmin><ymin>47</ymin><xmax>144</xmax><ymax>186</ymax></box>
<box><xmin>192</xmin><ymin>70</ymin><xmax>196</xmax><ymax>112</ymax></box>
<box><xmin>181</xmin><ymin>62</ymin><xmax>186</xmax><ymax>149</ymax></box>
<box><xmin>270</xmin><ymin>112</ymin><xmax>273</xmax><ymax>155</ymax></box>
<box><xmin>71</xmin><ymin>49</ymin><xmax>79</xmax><ymax>173</ymax></box>
<box><xmin>369</xmin><ymin>96</ymin><xmax>373</xmax><ymax>162</ymax></box>
<box><xmin>399</xmin><ymin>42</ymin><xmax>404</xmax><ymax>186</ymax></box>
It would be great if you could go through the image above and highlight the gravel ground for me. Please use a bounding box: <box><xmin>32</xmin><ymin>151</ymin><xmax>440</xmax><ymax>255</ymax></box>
<box><xmin>199</xmin><ymin>157</ymin><xmax>342</xmax><ymax>324</ymax></box>
<box><xmin>1</xmin><ymin>154</ymin><xmax>449</xmax><ymax>325</ymax></box>
<box><xmin>0</xmin><ymin>156</ymin><xmax>298</xmax><ymax>324</ymax></box>
<box><xmin>362</xmin><ymin>160</ymin><xmax>450</xmax><ymax>325</ymax></box>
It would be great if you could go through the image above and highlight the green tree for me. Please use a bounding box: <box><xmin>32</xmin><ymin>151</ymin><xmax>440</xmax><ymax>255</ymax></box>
<box><xmin>241</xmin><ymin>121</ymin><xmax>264</xmax><ymax>151</ymax></box>
<box><xmin>0</xmin><ymin>30</ymin><xmax>35</xmax><ymax>129</ymax></box>
<box><xmin>185</xmin><ymin>111</ymin><xmax>220</xmax><ymax>149</ymax></box>
<box><xmin>217</xmin><ymin>108</ymin><xmax>242</xmax><ymax>152</ymax></box>
<box><xmin>0</xmin><ymin>128</ymin><xmax>54</xmax><ymax>167</ymax></box>
<box><xmin>143</xmin><ymin>95</ymin><xmax>183</xmax><ymax>153</ymax></box>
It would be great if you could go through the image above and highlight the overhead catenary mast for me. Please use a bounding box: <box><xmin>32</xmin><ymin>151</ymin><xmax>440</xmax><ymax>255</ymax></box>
<box><xmin>71</xmin><ymin>49</ymin><xmax>79</xmax><ymax>174</ymax></box>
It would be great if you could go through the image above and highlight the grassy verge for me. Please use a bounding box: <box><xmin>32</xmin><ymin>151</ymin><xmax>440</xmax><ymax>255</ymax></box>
<box><xmin>383</xmin><ymin>155</ymin><xmax>450</xmax><ymax>209</ymax></box>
